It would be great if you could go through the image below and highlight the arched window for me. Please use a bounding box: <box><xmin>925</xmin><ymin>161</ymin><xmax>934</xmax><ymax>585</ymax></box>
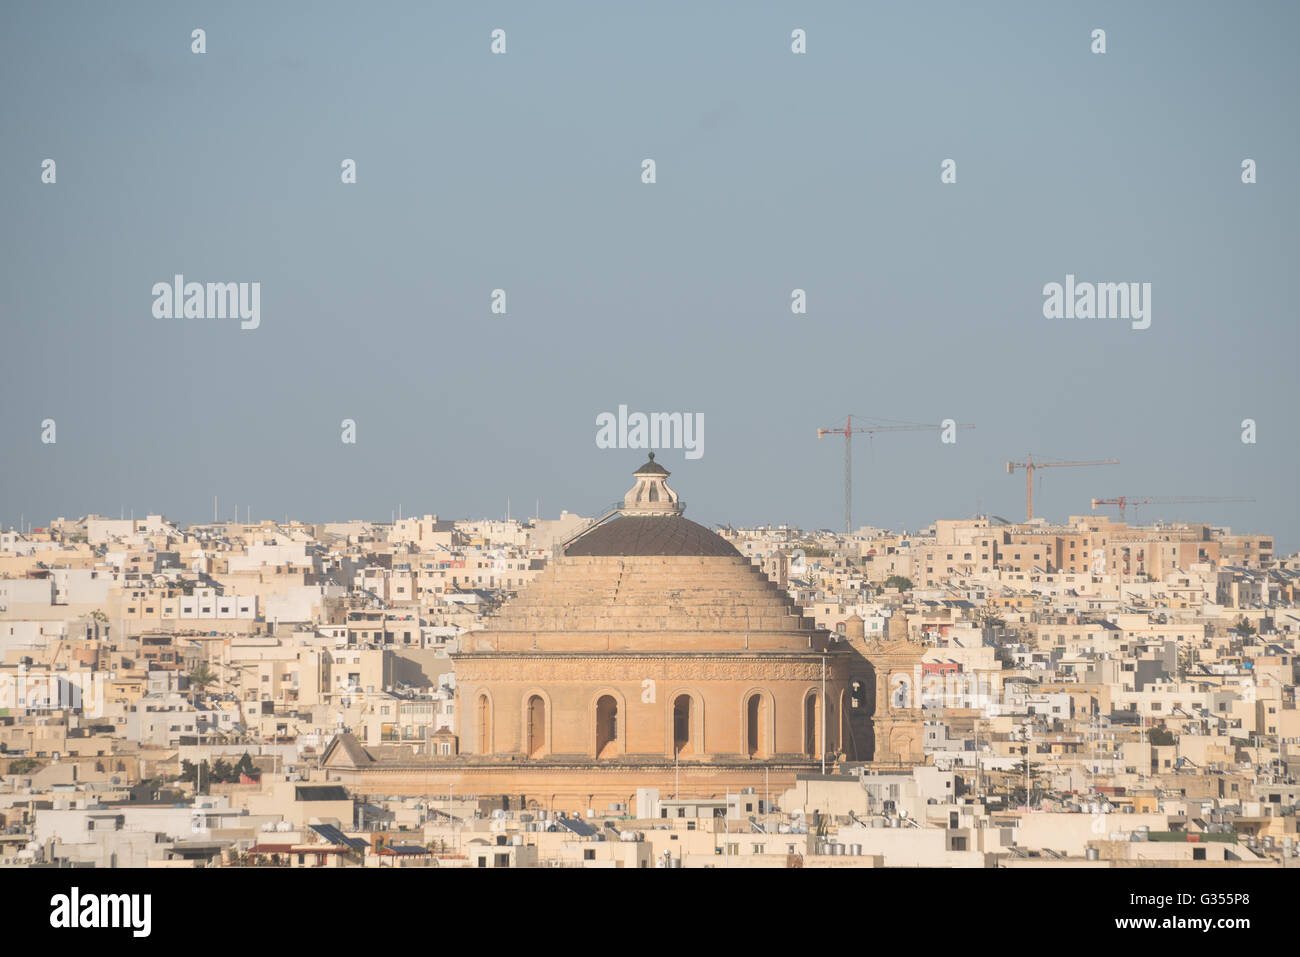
<box><xmin>840</xmin><ymin>690</ymin><xmax>851</xmax><ymax>757</ymax></box>
<box><xmin>745</xmin><ymin>692</ymin><xmax>769</xmax><ymax>758</ymax></box>
<box><xmin>526</xmin><ymin>694</ymin><xmax>546</xmax><ymax>758</ymax></box>
<box><xmin>673</xmin><ymin>694</ymin><xmax>693</xmax><ymax>756</ymax></box>
<box><xmin>804</xmin><ymin>692</ymin><xmax>819</xmax><ymax>757</ymax></box>
<box><xmin>891</xmin><ymin>676</ymin><xmax>911</xmax><ymax>710</ymax></box>
<box><xmin>595</xmin><ymin>695</ymin><xmax>619</xmax><ymax>758</ymax></box>
<box><xmin>476</xmin><ymin>693</ymin><xmax>493</xmax><ymax>754</ymax></box>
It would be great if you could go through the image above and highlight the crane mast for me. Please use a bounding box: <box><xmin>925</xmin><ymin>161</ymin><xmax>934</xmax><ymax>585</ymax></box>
<box><xmin>1005</xmin><ymin>454</ymin><xmax>1119</xmax><ymax>521</ymax></box>
<box><xmin>1090</xmin><ymin>495</ymin><xmax>1255</xmax><ymax>522</ymax></box>
<box><xmin>817</xmin><ymin>415</ymin><xmax>974</xmax><ymax>533</ymax></box>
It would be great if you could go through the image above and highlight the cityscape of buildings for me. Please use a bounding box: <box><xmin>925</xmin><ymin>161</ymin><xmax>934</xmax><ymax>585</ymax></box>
<box><xmin>0</xmin><ymin>456</ymin><xmax>1295</xmax><ymax>869</ymax></box>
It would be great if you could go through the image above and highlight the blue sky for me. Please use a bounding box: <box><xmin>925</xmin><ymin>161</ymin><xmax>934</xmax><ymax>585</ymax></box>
<box><xmin>2</xmin><ymin>1</ymin><xmax>1296</xmax><ymax>549</ymax></box>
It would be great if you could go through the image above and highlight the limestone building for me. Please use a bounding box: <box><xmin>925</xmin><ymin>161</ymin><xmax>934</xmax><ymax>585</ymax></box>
<box><xmin>323</xmin><ymin>456</ymin><xmax>923</xmax><ymax>808</ymax></box>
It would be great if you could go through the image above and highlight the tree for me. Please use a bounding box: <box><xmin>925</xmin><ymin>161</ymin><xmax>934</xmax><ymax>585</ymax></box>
<box><xmin>7</xmin><ymin>758</ymin><xmax>40</xmax><ymax>775</ymax></box>
<box><xmin>180</xmin><ymin>759</ymin><xmax>240</xmax><ymax>791</ymax></box>
<box><xmin>187</xmin><ymin>662</ymin><xmax>217</xmax><ymax>700</ymax></box>
<box><xmin>1008</xmin><ymin>760</ymin><xmax>1044</xmax><ymax>807</ymax></box>
<box><xmin>1234</xmin><ymin>617</ymin><xmax>1256</xmax><ymax>636</ymax></box>
<box><xmin>1148</xmin><ymin>727</ymin><xmax>1174</xmax><ymax>747</ymax></box>
<box><xmin>233</xmin><ymin>752</ymin><xmax>257</xmax><ymax>779</ymax></box>
<box><xmin>794</xmin><ymin>544</ymin><xmax>831</xmax><ymax>558</ymax></box>
<box><xmin>884</xmin><ymin>575</ymin><xmax>914</xmax><ymax>592</ymax></box>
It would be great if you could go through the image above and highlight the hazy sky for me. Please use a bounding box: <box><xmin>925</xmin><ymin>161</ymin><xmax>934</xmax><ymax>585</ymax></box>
<box><xmin>2</xmin><ymin>1</ymin><xmax>1296</xmax><ymax>549</ymax></box>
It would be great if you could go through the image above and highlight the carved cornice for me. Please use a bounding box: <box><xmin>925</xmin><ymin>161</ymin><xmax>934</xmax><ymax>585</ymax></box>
<box><xmin>454</xmin><ymin>654</ymin><xmax>835</xmax><ymax>683</ymax></box>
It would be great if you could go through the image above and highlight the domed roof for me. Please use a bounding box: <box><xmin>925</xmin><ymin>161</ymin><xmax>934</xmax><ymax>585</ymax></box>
<box><xmin>632</xmin><ymin>451</ymin><xmax>670</xmax><ymax>476</ymax></box>
<box><xmin>463</xmin><ymin>457</ymin><xmax>826</xmax><ymax>648</ymax></box>
<box><xmin>564</xmin><ymin>515</ymin><xmax>739</xmax><ymax>557</ymax></box>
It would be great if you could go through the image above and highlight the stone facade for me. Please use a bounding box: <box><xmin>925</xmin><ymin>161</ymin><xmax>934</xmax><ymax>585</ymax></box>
<box><xmin>322</xmin><ymin>458</ymin><xmax>924</xmax><ymax>806</ymax></box>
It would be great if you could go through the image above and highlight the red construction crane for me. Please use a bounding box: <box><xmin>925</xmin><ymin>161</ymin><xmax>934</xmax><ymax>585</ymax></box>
<box><xmin>1090</xmin><ymin>495</ymin><xmax>1255</xmax><ymax>523</ymax></box>
<box><xmin>817</xmin><ymin>415</ymin><xmax>974</xmax><ymax>534</ymax></box>
<box><xmin>1006</xmin><ymin>454</ymin><xmax>1118</xmax><ymax>522</ymax></box>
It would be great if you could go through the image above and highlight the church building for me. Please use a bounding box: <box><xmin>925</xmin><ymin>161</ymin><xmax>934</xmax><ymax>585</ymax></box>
<box><xmin>322</xmin><ymin>455</ymin><xmax>923</xmax><ymax>809</ymax></box>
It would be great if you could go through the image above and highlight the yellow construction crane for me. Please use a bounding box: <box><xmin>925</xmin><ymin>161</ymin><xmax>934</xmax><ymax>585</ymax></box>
<box><xmin>1006</xmin><ymin>454</ymin><xmax>1118</xmax><ymax>521</ymax></box>
<box><xmin>1090</xmin><ymin>495</ymin><xmax>1255</xmax><ymax>523</ymax></box>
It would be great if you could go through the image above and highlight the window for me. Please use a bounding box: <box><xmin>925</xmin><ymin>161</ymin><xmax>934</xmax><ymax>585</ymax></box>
<box><xmin>673</xmin><ymin>695</ymin><xmax>693</xmax><ymax>756</ymax></box>
<box><xmin>595</xmin><ymin>695</ymin><xmax>619</xmax><ymax>757</ymax></box>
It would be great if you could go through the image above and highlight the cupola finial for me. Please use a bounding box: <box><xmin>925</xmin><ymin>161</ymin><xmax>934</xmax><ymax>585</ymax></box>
<box><xmin>622</xmin><ymin>454</ymin><xmax>682</xmax><ymax>515</ymax></box>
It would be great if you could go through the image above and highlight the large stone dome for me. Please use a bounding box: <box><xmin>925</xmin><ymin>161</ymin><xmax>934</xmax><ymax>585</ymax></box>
<box><xmin>468</xmin><ymin>549</ymin><xmax>822</xmax><ymax>649</ymax></box>
<box><xmin>562</xmin><ymin>514</ymin><xmax>740</xmax><ymax>558</ymax></box>
<box><xmin>450</xmin><ymin>454</ymin><xmax>852</xmax><ymax>780</ymax></box>
<box><xmin>466</xmin><ymin>457</ymin><xmax>821</xmax><ymax>649</ymax></box>
<box><xmin>327</xmin><ymin>458</ymin><xmax>920</xmax><ymax>806</ymax></box>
